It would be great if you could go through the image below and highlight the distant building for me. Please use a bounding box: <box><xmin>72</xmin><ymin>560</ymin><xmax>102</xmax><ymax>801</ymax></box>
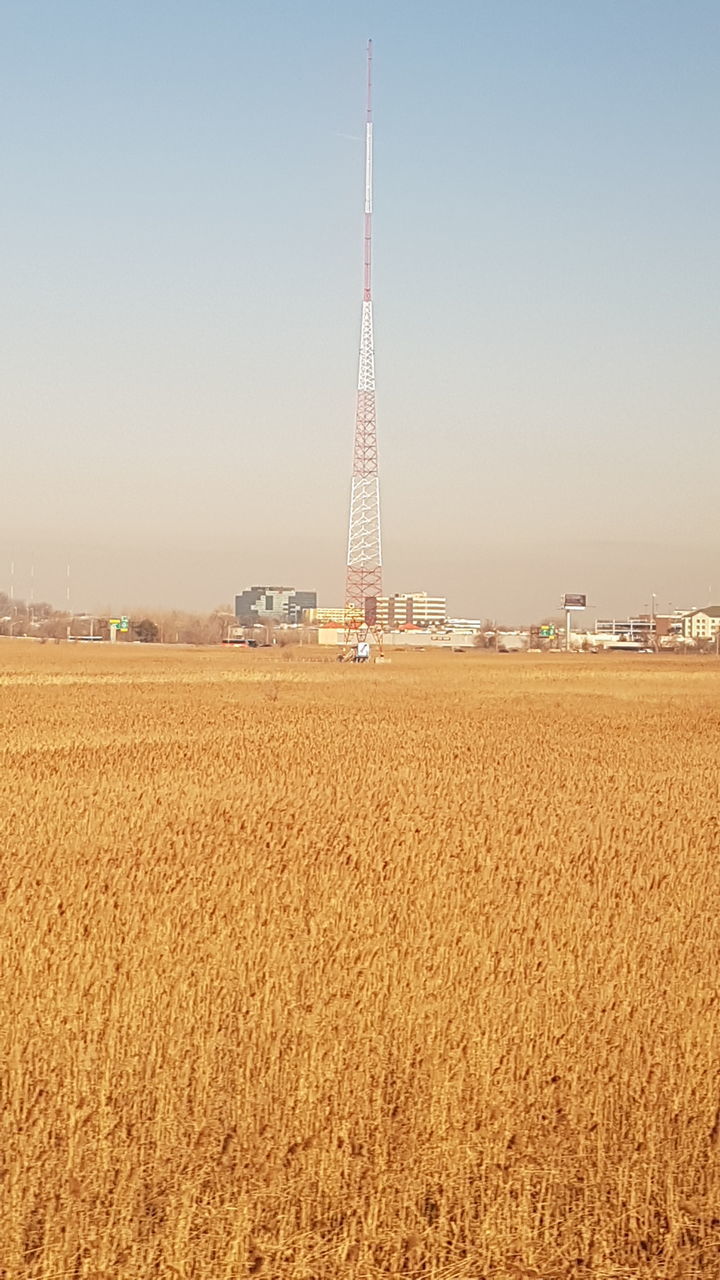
<box><xmin>446</xmin><ymin>618</ymin><xmax>486</xmax><ymax>633</ymax></box>
<box><xmin>303</xmin><ymin>606</ymin><xmax>350</xmax><ymax>625</ymax></box>
<box><xmin>653</xmin><ymin>612</ymin><xmax>688</xmax><ymax>639</ymax></box>
<box><xmin>376</xmin><ymin>593</ymin><xmax>447</xmax><ymax>630</ymax></box>
<box><xmin>235</xmin><ymin>586</ymin><xmax>317</xmax><ymax>625</ymax></box>
<box><xmin>306</xmin><ymin>595</ymin><xmax>448</xmax><ymax>630</ymax></box>
<box><xmin>597</xmin><ymin>612</ymin><xmax>686</xmax><ymax>643</ymax></box>
<box><xmin>596</xmin><ymin>616</ymin><xmax>656</xmax><ymax>642</ymax></box>
<box><xmin>316</xmin><ymin>625</ymin><xmax>474</xmax><ymax>650</ymax></box>
<box><xmin>683</xmin><ymin>607</ymin><xmax>720</xmax><ymax>641</ymax></box>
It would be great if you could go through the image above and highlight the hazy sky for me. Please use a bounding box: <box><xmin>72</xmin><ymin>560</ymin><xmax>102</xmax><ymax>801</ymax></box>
<box><xmin>2</xmin><ymin>0</ymin><xmax>719</xmax><ymax>620</ymax></box>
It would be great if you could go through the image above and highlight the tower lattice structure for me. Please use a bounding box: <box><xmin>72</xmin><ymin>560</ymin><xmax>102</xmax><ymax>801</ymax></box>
<box><xmin>345</xmin><ymin>40</ymin><xmax>382</xmax><ymax>627</ymax></box>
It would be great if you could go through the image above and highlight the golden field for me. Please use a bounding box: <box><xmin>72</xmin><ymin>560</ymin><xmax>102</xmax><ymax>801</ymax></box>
<box><xmin>1</xmin><ymin>641</ymin><xmax>720</xmax><ymax>1279</ymax></box>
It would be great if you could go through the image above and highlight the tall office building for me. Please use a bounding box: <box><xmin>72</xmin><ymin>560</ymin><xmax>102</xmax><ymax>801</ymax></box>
<box><xmin>234</xmin><ymin>586</ymin><xmax>317</xmax><ymax>624</ymax></box>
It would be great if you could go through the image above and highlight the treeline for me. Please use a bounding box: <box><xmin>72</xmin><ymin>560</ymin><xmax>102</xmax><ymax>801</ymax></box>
<box><xmin>0</xmin><ymin>593</ymin><xmax>242</xmax><ymax>645</ymax></box>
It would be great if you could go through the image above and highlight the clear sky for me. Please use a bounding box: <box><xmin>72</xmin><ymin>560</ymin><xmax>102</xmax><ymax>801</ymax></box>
<box><xmin>2</xmin><ymin>0</ymin><xmax>719</xmax><ymax>621</ymax></box>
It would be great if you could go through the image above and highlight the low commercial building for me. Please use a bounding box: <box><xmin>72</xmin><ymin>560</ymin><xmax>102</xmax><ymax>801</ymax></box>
<box><xmin>316</xmin><ymin>625</ymin><xmax>347</xmax><ymax>646</ymax></box>
<box><xmin>654</xmin><ymin>612</ymin><xmax>688</xmax><ymax>639</ymax></box>
<box><xmin>316</xmin><ymin>625</ymin><xmax>476</xmax><ymax>650</ymax></box>
<box><xmin>446</xmin><ymin>618</ymin><xmax>485</xmax><ymax>633</ymax></box>
<box><xmin>235</xmin><ymin>586</ymin><xmax>317</xmax><ymax>624</ymax></box>
<box><xmin>303</xmin><ymin>606</ymin><xmax>350</xmax><ymax>625</ymax></box>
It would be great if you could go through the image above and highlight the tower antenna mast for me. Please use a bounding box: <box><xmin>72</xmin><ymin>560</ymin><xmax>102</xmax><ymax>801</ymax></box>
<box><xmin>345</xmin><ymin>39</ymin><xmax>382</xmax><ymax>630</ymax></box>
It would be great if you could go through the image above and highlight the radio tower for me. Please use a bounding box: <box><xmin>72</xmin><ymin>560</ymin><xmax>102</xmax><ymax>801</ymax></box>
<box><xmin>345</xmin><ymin>39</ymin><xmax>382</xmax><ymax>628</ymax></box>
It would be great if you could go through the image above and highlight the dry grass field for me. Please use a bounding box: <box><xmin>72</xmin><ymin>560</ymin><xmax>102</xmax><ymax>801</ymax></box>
<box><xmin>1</xmin><ymin>641</ymin><xmax>720</xmax><ymax>1279</ymax></box>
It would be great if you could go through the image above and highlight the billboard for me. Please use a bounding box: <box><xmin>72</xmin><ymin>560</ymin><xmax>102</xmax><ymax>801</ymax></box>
<box><xmin>563</xmin><ymin>593</ymin><xmax>586</xmax><ymax>610</ymax></box>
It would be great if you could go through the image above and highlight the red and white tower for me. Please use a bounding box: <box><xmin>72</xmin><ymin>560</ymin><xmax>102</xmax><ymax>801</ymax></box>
<box><xmin>345</xmin><ymin>40</ymin><xmax>382</xmax><ymax>626</ymax></box>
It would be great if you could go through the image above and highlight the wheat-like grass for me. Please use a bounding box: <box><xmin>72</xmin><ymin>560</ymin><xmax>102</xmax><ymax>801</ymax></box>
<box><xmin>1</xmin><ymin>641</ymin><xmax>719</xmax><ymax>1278</ymax></box>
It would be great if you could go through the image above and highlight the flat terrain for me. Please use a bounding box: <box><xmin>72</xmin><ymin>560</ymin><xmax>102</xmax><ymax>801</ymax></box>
<box><xmin>2</xmin><ymin>642</ymin><xmax>720</xmax><ymax>1278</ymax></box>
